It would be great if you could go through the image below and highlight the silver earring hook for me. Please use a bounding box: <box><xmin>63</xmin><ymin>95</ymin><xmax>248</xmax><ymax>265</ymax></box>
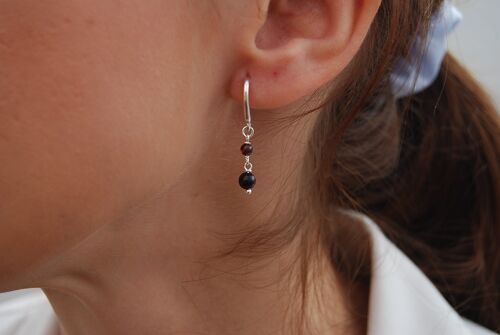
<box><xmin>243</xmin><ymin>79</ymin><xmax>251</xmax><ymax>125</ymax></box>
<box><xmin>241</xmin><ymin>79</ymin><xmax>254</xmax><ymax>140</ymax></box>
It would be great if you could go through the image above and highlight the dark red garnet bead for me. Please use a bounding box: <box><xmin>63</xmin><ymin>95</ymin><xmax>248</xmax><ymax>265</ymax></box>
<box><xmin>239</xmin><ymin>171</ymin><xmax>256</xmax><ymax>190</ymax></box>
<box><xmin>240</xmin><ymin>143</ymin><xmax>253</xmax><ymax>156</ymax></box>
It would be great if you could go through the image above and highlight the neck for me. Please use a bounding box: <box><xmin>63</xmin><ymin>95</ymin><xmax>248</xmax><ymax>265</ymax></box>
<box><xmin>40</xmin><ymin>193</ymin><xmax>361</xmax><ymax>335</ymax></box>
<box><xmin>36</xmin><ymin>100</ymin><xmax>367</xmax><ymax>335</ymax></box>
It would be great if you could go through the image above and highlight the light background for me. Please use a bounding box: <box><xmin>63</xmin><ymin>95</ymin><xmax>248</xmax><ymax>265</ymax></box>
<box><xmin>449</xmin><ymin>0</ymin><xmax>500</xmax><ymax>107</ymax></box>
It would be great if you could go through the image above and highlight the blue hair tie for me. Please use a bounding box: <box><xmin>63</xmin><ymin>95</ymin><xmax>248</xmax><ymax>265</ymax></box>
<box><xmin>390</xmin><ymin>1</ymin><xmax>463</xmax><ymax>98</ymax></box>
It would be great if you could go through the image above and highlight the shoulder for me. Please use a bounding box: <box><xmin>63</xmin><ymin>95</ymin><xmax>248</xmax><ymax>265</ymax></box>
<box><xmin>342</xmin><ymin>210</ymin><xmax>499</xmax><ymax>335</ymax></box>
<box><xmin>0</xmin><ymin>288</ymin><xmax>59</xmax><ymax>335</ymax></box>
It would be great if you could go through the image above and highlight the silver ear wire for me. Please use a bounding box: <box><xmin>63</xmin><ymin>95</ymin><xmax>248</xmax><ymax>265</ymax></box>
<box><xmin>238</xmin><ymin>79</ymin><xmax>256</xmax><ymax>194</ymax></box>
<box><xmin>243</xmin><ymin>79</ymin><xmax>251</xmax><ymax>124</ymax></box>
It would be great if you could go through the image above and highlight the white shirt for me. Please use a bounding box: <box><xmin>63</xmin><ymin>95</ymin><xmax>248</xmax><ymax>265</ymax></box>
<box><xmin>0</xmin><ymin>212</ymin><xmax>497</xmax><ymax>335</ymax></box>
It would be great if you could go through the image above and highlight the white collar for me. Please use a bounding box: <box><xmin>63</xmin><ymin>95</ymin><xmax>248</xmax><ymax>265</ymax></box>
<box><xmin>350</xmin><ymin>210</ymin><xmax>479</xmax><ymax>335</ymax></box>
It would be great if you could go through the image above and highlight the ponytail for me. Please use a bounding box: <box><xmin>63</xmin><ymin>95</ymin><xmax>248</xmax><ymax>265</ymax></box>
<box><xmin>360</xmin><ymin>53</ymin><xmax>499</xmax><ymax>331</ymax></box>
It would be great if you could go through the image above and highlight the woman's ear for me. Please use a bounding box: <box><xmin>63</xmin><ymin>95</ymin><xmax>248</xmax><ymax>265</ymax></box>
<box><xmin>229</xmin><ymin>0</ymin><xmax>381</xmax><ymax>109</ymax></box>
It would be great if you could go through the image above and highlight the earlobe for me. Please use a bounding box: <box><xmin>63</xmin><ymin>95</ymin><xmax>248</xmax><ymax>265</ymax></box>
<box><xmin>228</xmin><ymin>0</ymin><xmax>381</xmax><ymax>110</ymax></box>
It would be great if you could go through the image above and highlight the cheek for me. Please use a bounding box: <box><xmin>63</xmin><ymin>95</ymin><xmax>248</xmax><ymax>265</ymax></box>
<box><xmin>0</xmin><ymin>0</ymin><xmax>194</xmax><ymax>287</ymax></box>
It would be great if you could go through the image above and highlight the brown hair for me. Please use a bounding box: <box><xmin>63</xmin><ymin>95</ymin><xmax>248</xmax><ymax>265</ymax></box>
<box><xmin>215</xmin><ymin>1</ymin><xmax>499</xmax><ymax>334</ymax></box>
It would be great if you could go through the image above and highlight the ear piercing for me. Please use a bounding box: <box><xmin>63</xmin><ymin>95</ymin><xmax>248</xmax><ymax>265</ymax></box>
<box><xmin>238</xmin><ymin>79</ymin><xmax>256</xmax><ymax>194</ymax></box>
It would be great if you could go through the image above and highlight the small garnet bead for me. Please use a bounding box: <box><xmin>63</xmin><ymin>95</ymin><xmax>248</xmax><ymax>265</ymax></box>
<box><xmin>239</xmin><ymin>171</ymin><xmax>256</xmax><ymax>190</ymax></box>
<box><xmin>240</xmin><ymin>143</ymin><xmax>253</xmax><ymax>156</ymax></box>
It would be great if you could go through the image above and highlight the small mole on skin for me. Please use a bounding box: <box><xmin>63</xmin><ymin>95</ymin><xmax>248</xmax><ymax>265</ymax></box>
<box><xmin>272</xmin><ymin>71</ymin><xmax>279</xmax><ymax>78</ymax></box>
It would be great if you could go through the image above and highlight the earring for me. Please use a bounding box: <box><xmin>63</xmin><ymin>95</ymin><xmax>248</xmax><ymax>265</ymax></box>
<box><xmin>239</xmin><ymin>79</ymin><xmax>256</xmax><ymax>194</ymax></box>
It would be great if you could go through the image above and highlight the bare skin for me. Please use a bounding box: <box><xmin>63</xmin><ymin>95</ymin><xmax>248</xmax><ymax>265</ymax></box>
<box><xmin>0</xmin><ymin>0</ymin><xmax>380</xmax><ymax>334</ymax></box>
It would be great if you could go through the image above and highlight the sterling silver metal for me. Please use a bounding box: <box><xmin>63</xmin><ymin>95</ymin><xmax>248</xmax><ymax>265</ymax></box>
<box><xmin>242</xmin><ymin>80</ymin><xmax>254</xmax><ymax>142</ymax></box>
<box><xmin>243</xmin><ymin>79</ymin><xmax>251</xmax><ymax>124</ymax></box>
